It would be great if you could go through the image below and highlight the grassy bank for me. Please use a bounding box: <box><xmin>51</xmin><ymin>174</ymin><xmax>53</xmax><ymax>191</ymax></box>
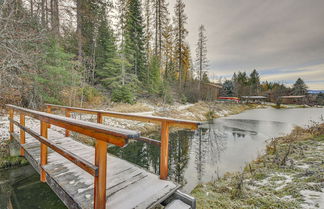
<box><xmin>191</xmin><ymin>123</ymin><xmax>324</xmax><ymax>209</ymax></box>
<box><xmin>0</xmin><ymin>140</ymin><xmax>28</xmax><ymax>169</ymax></box>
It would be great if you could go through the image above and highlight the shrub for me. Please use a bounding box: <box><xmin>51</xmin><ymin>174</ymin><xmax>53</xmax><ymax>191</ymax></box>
<box><xmin>111</xmin><ymin>85</ymin><xmax>135</xmax><ymax>104</ymax></box>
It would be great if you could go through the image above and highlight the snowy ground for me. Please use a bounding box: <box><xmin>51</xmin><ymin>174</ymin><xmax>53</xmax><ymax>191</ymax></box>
<box><xmin>191</xmin><ymin>125</ymin><xmax>324</xmax><ymax>209</ymax></box>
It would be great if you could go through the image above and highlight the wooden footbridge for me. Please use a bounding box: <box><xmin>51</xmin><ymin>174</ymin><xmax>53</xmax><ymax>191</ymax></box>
<box><xmin>6</xmin><ymin>104</ymin><xmax>201</xmax><ymax>209</ymax></box>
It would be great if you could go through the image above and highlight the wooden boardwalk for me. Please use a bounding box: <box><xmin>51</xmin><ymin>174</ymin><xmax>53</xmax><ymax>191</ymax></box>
<box><xmin>7</xmin><ymin>104</ymin><xmax>199</xmax><ymax>209</ymax></box>
<box><xmin>12</xmin><ymin>127</ymin><xmax>179</xmax><ymax>209</ymax></box>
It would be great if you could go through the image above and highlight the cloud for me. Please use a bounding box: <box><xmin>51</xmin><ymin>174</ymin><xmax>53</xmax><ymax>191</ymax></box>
<box><xmin>168</xmin><ymin>0</ymin><xmax>324</xmax><ymax>89</ymax></box>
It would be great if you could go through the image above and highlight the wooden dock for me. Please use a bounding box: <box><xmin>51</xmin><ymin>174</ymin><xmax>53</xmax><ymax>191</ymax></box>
<box><xmin>7</xmin><ymin>104</ymin><xmax>200</xmax><ymax>209</ymax></box>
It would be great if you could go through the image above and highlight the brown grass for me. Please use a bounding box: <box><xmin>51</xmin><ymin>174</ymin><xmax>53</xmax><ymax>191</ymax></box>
<box><xmin>111</xmin><ymin>103</ymin><xmax>153</xmax><ymax>113</ymax></box>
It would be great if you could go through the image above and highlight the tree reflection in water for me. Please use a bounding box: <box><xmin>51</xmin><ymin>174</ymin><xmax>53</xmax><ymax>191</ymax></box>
<box><xmin>194</xmin><ymin>123</ymin><xmax>227</xmax><ymax>182</ymax></box>
<box><xmin>108</xmin><ymin>124</ymin><xmax>229</xmax><ymax>187</ymax></box>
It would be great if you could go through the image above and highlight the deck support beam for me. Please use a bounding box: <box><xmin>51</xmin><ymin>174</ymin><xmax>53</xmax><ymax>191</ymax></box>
<box><xmin>94</xmin><ymin>140</ymin><xmax>107</xmax><ymax>209</ymax></box>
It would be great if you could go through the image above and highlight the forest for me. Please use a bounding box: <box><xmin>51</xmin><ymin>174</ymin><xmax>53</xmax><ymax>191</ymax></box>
<box><xmin>0</xmin><ymin>0</ymin><xmax>212</xmax><ymax>108</ymax></box>
<box><xmin>1</xmin><ymin>0</ymin><xmax>323</xmax><ymax>109</ymax></box>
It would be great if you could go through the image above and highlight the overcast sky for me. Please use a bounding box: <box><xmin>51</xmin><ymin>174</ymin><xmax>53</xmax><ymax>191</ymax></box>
<box><xmin>168</xmin><ymin>0</ymin><xmax>324</xmax><ymax>89</ymax></box>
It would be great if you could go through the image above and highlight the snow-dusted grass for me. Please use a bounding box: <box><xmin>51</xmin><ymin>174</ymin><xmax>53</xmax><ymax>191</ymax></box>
<box><xmin>191</xmin><ymin>124</ymin><xmax>324</xmax><ymax>209</ymax></box>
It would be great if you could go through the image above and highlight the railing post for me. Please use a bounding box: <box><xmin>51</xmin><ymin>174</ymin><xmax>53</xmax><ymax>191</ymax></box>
<box><xmin>9</xmin><ymin>109</ymin><xmax>14</xmax><ymax>140</ymax></box>
<box><xmin>65</xmin><ymin>109</ymin><xmax>71</xmax><ymax>137</ymax></box>
<box><xmin>46</xmin><ymin>105</ymin><xmax>51</xmax><ymax>128</ymax></box>
<box><xmin>94</xmin><ymin>140</ymin><xmax>107</xmax><ymax>209</ymax></box>
<box><xmin>97</xmin><ymin>113</ymin><xmax>103</xmax><ymax>124</ymax></box>
<box><xmin>160</xmin><ymin>121</ymin><xmax>169</xmax><ymax>180</ymax></box>
<box><xmin>20</xmin><ymin>113</ymin><xmax>25</xmax><ymax>156</ymax></box>
<box><xmin>40</xmin><ymin>121</ymin><xmax>48</xmax><ymax>182</ymax></box>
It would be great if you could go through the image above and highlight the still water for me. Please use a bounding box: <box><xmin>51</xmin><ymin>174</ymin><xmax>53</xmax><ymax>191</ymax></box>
<box><xmin>109</xmin><ymin>107</ymin><xmax>324</xmax><ymax>192</ymax></box>
<box><xmin>0</xmin><ymin>165</ymin><xmax>67</xmax><ymax>209</ymax></box>
<box><xmin>1</xmin><ymin>107</ymin><xmax>323</xmax><ymax>208</ymax></box>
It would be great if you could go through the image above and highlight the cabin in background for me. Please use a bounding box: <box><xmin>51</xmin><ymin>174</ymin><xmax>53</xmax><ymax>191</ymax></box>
<box><xmin>280</xmin><ymin>95</ymin><xmax>306</xmax><ymax>105</ymax></box>
<box><xmin>201</xmin><ymin>82</ymin><xmax>222</xmax><ymax>101</ymax></box>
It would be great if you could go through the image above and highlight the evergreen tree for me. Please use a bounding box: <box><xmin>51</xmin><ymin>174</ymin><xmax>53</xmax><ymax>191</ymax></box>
<box><xmin>124</xmin><ymin>0</ymin><xmax>147</xmax><ymax>83</ymax></box>
<box><xmin>221</xmin><ymin>80</ymin><xmax>234</xmax><ymax>96</ymax></box>
<box><xmin>316</xmin><ymin>93</ymin><xmax>324</xmax><ymax>105</ymax></box>
<box><xmin>153</xmin><ymin>0</ymin><xmax>169</xmax><ymax>57</ymax></box>
<box><xmin>35</xmin><ymin>39</ymin><xmax>75</xmax><ymax>104</ymax></box>
<box><xmin>162</xmin><ymin>24</ymin><xmax>175</xmax><ymax>81</ymax></box>
<box><xmin>234</xmin><ymin>71</ymin><xmax>249</xmax><ymax>96</ymax></box>
<box><xmin>195</xmin><ymin>24</ymin><xmax>208</xmax><ymax>90</ymax></box>
<box><xmin>77</xmin><ymin>0</ymin><xmax>101</xmax><ymax>83</ymax></box>
<box><xmin>143</xmin><ymin>0</ymin><xmax>153</xmax><ymax>61</ymax></box>
<box><xmin>147</xmin><ymin>55</ymin><xmax>161</xmax><ymax>93</ymax></box>
<box><xmin>95</xmin><ymin>5</ymin><xmax>120</xmax><ymax>85</ymax></box>
<box><xmin>249</xmin><ymin>69</ymin><xmax>260</xmax><ymax>95</ymax></box>
<box><xmin>292</xmin><ymin>78</ymin><xmax>308</xmax><ymax>95</ymax></box>
<box><xmin>173</xmin><ymin>0</ymin><xmax>188</xmax><ymax>88</ymax></box>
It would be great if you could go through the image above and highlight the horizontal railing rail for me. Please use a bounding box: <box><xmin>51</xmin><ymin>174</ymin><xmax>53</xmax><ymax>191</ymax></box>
<box><xmin>7</xmin><ymin>104</ymin><xmax>140</xmax><ymax>209</ymax></box>
<box><xmin>9</xmin><ymin>119</ymin><xmax>99</xmax><ymax>176</ymax></box>
<box><xmin>45</xmin><ymin>103</ymin><xmax>202</xmax><ymax>180</ymax></box>
<box><xmin>45</xmin><ymin>104</ymin><xmax>200</xmax><ymax>129</ymax></box>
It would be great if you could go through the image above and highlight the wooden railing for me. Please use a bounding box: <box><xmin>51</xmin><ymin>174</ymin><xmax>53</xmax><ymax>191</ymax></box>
<box><xmin>45</xmin><ymin>104</ymin><xmax>201</xmax><ymax>180</ymax></box>
<box><xmin>6</xmin><ymin>104</ymin><xmax>140</xmax><ymax>209</ymax></box>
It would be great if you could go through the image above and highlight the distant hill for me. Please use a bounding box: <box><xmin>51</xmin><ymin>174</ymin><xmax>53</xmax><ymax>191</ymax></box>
<box><xmin>308</xmin><ymin>90</ymin><xmax>324</xmax><ymax>94</ymax></box>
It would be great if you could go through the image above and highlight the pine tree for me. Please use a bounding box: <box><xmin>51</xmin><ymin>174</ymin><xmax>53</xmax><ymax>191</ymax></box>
<box><xmin>292</xmin><ymin>78</ymin><xmax>308</xmax><ymax>95</ymax></box>
<box><xmin>76</xmin><ymin>0</ymin><xmax>101</xmax><ymax>83</ymax></box>
<box><xmin>153</xmin><ymin>0</ymin><xmax>169</xmax><ymax>58</ymax></box>
<box><xmin>95</xmin><ymin>4</ymin><xmax>121</xmax><ymax>87</ymax></box>
<box><xmin>173</xmin><ymin>0</ymin><xmax>188</xmax><ymax>88</ymax></box>
<box><xmin>162</xmin><ymin>23</ymin><xmax>175</xmax><ymax>81</ymax></box>
<box><xmin>35</xmin><ymin>39</ymin><xmax>75</xmax><ymax>104</ymax></box>
<box><xmin>116</xmin><ymin>0</ymin><xmax>128</xmax><ymax>85</ymax></box>
<box><xmin>249</xmin><ymin>69</ymin><xmax>260</xmax><ymax>95</ymax></box>
<box><xmin>124</xmin><ymin>0</ymin><xmax>147</xmax><ymax>83</ymax></box>
<box><xmin>143</xmin><ymin>0</ymin><xmax>153</xmax><ymax>61</ymax></box>
<box><xmin>195</xmin><ymin>24</ymin><xmax>208</xmax><ymax>90</ymax></box>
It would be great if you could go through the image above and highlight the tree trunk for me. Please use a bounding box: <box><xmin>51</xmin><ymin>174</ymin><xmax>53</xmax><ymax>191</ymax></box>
<box><xmin>76</xmin><ymin>0</ymin><xmax>82</xmax><ymax>62</ymax></box>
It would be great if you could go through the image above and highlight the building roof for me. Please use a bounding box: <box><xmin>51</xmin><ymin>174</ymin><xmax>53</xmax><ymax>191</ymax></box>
<box><xmin>280</xmin><ymin>95</ymin><xmax>305</xmax><ymax>99</ymax></box>
<box><xmin>241</xmin><ymin>96</ymin><xmax>267</xmax><ymax>99</ymax></box>
<box><xmin>202</xmin><ymin>82</ymin><xmax>222</xmax><ymax>88</ymax></box>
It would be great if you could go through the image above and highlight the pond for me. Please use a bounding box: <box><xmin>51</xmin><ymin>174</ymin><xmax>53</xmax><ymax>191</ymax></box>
<box><xmin>0</xmin><ymin>165</ymin><xmax>67</xmax><ymax>209</ymax></box>
<box><xmin>109</xmin><ymin>107</ymin><xmax>324</xmax><ymax>192</ymax></box>
<box><xmin>1</xmin><ymin>107</ymin><xmax>323</xmax><ymax>208</ymax></box>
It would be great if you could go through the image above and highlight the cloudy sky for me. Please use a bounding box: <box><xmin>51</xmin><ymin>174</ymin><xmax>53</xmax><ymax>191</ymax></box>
<box><xmin>168</xmin><ymin>0</ymin><xmax>324</xmax><ymax>90</ymax></box>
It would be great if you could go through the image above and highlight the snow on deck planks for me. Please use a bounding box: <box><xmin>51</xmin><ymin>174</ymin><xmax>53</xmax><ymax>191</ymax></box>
<box><xmin>13</xmin><ymin>126</ymin><xmax>179</xmax><ymax>209</ymax></box>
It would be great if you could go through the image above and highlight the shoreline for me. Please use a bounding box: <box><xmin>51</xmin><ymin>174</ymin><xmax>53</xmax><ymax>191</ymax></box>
<box><xmin>191</xmin><ymin>123</ymin><xmax>324</xmax><ymax>209</ymax></box>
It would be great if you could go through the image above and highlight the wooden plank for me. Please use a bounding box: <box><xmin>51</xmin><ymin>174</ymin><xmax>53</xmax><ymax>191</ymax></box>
<box><xmin>45</xmin><ymin>104</ymin><xmax>201</xmax><ymax>129</ymax></box>
<box><xmin>6</xmin><ymin>105</ymin><xmax>140</xmax><ymax>147</ymax></box>
<box><xmin>10</xmin><ymin>118</ymin><xmax>98</xmax><ymax>177</ymax></box>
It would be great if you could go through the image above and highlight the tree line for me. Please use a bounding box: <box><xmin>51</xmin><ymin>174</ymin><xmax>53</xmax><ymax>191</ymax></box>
<box><xmin>0</xmin><ymin>0</ymin><xmax>210</xmax><ymax>107</ymax></box>
<box><xmin>220</xmin><ymin>69</ymin><xmax>324</xmax><ymax>105</ymax></box>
